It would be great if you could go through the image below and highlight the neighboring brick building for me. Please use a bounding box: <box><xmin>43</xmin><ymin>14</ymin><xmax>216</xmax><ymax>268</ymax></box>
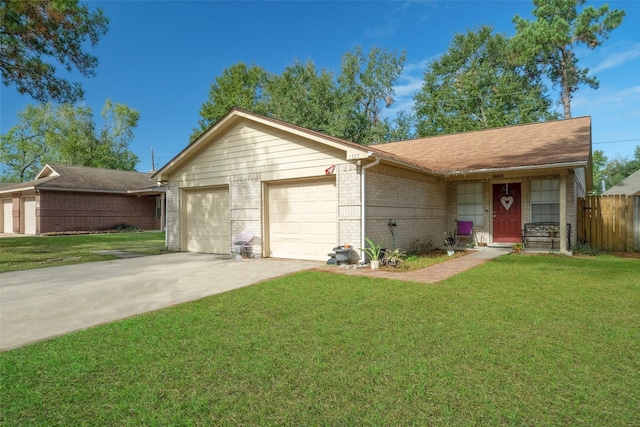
<box><xmin>0</xmin><ymin>164</ymin><xmax>165</xmax><ymax>235</ymax></box>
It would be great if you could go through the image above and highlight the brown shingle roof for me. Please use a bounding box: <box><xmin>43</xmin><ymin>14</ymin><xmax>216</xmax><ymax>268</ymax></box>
<box><xmin>602</xmin><ymin>169</ymin><xmax>640</xmax><ymax>196</ymax></box>
<box><xmin>0</xmin><ymin>165</ymin><xmax>156</xmax><ymax>194</ymax></box>
<box><xmin>374</xmin><ymin>117</ymin><xmax>592</xmax><ymax>174</ymax></box>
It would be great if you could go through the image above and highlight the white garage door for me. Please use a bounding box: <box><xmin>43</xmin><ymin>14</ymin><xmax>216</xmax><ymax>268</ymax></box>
<box><xmin>22</xmin><ymin>197</ymin><xmax>36</xmax><ymax>235</ymax></box>
<box><xmin>268</xmin><ymin>179</ymin><xmax>337</xmax><ymax>261</ymax></box>
<box><xmin>2</xmin><ymin>199</ymin><xmax>13</xmax><ymax>234</ymax></box>
<box><xmin>185</xmin><ymin>188</ymin><xmax>230</xmax><ymax>254</ymax></box>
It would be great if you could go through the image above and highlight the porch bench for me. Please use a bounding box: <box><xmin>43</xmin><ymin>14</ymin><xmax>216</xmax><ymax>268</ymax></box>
<box><xmin>521</xmin><ymin>222</ymin><xmax>571</xmax><ymax>250</ymax></box>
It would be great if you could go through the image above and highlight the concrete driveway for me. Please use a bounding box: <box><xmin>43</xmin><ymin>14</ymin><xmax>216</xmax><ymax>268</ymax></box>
<box><xmin>0</xmin><ymin>253</ymin><xmax>321</xmax><ymax>351</ymax></box>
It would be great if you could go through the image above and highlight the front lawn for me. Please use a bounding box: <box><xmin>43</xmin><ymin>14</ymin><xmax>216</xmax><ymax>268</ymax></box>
<box><xmin>0</xmin><ymin>232</ymin><xmax>166</xmax><ymax>273</ymax></box>
<box><xmin>1</xmin><ymin>255</ymin><xmax>638</xmax><ymax>425</ymax></box>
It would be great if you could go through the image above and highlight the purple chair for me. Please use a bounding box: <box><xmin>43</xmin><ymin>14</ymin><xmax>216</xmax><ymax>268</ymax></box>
<box><xmin>454</xmin><ymin>221</ymin><xmax>475</xmax><ymax>245</ymax></box>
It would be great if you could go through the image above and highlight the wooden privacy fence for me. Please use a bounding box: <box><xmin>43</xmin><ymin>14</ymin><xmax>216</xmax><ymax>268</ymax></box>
<box><xmin>578</xmin><ymin>195</ymin><xmax>640</xmax><ymax>253</ymax></box>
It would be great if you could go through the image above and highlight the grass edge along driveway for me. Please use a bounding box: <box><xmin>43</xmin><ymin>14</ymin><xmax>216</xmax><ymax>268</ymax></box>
<box><xmin>0</xmin><ymin>232</ymin><xmax>166</xmax><ymax>273</ymax></box>
<box><xmin>1</xmin><ymin>254</ymin><xmax>639</xmax><ymax>425</ymax></box>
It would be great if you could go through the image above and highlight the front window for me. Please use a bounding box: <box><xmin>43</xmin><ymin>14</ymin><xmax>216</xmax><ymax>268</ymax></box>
<box><xmin>457</xmin><ymin>182</ymin><xmax>484</xmax><ymax>226</ymax></box>
<box><xmin>531</xmin><ymin>179</ymin><xmax>559</xmax><ymax>222</ymax></box>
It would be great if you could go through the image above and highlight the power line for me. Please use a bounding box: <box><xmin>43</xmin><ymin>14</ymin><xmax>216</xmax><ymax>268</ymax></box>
<box><xmin>593</xmin><ymin>138</ymin><xmax>640</xmax><ymax>145</ymax></box>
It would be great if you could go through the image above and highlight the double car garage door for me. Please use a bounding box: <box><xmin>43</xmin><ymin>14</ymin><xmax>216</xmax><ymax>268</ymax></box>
<box><xmin>183</xmin><ymin>179</ymin><xmax>336</xmax><ymax>260</ymax></box>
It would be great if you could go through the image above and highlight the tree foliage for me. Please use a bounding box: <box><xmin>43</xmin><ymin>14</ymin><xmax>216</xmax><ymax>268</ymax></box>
<box><xmin>1</xmin><ymin>100</ymin><xmax>140</xmax><ymax>182</ymax></box>
<box><xmin>335</xmin><ymin>46</ymin><xmax>406</xmax><ymax>144</ymax></box>
<box><xmin>0</xmin><ymin>0</ymin><xmax>109</xmax><ymax>103</ymax></box>
<box><xmin>512</xmin><ymin>0</ymin><xmax>625</xmax><ymax>118</ymax></box>
<box><xmin>191</xmin><ymin>63</ymin><xmax>268</xmax><ymax>140</ymax></box>
<box><xmin>192</xmin><ymin>46</ymin><xmax>406</xmax><ymax>145</ymax></box>
<box><xmin>593</xmin><ymin>147</ymin><xmax>640</xmax><ymax>194</ymax></box>
<box><xmin>413</xmin><ymin>26</ymin><xmax>556</xmax><ymax>137</ymax></box>
<box><xmin>265</xmin><ymin>60</ymin><xmax>339</xmax><ymax>136</ymax></box>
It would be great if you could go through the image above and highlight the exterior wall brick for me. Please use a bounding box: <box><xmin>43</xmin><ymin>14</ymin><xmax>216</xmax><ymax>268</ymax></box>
<box><xmin>166</xmin><ymin>182</ymin><xmax>181</xmax><ymax>250</ymax></box>
<box><xmin>444</xmin><ymin>173</ymin><xmax>578</xmax><ymax>247</ymax></box>
<box><xmin>365</xmin><ymin>165</ymin><xmax>448</xmax><ymax>253</ymax></box>
<box><xmin>337</xmin><ymin>163</ymin><xmax>362</xmax><ymax>251</ymax></box>
<box><xmin>38</xmin><ymin>190</ymin><xmax>160</xmax><ymax>233</ymax></box>
<box><xmin>230</xmin><ymin>173</ymin><xmax>262</xmax><ymax>257</ymax></box>
<box><xmin>12</xmin><ymin>193</ymin><xmax>20</xmax><ymax>233</ymax></box>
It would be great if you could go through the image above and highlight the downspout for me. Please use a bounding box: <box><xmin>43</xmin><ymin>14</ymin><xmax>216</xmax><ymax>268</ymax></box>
<box><xmin>360</xmin><ymin>151</ymin><xmax>380</xmax><ymax>263</ymax></box>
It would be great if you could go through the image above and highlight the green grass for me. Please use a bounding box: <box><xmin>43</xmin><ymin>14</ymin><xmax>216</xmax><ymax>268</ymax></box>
<box><xmin>1</xmin><ymin>254</ymin><xmax>639</xmax><ymax>425</ymax></box>
<box><xmin>393</xmin><ymin>248</ymin><xmax>470</xmax><ymax>271</ymax></box>
<box><xmin>0</xmin><ymin>232</ymin><xmax>166</xmax><ymax>273</ymax></box>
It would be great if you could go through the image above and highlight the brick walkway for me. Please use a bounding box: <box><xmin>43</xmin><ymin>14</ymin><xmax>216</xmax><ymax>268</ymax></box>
<box><xmin>323</xmin><ymin>247</ymin><xmax>510</xmax><ymax>284</ymax></box>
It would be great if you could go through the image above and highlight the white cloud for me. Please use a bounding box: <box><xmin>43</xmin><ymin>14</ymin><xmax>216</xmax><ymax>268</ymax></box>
<box><xmin>591</xmin><ymin>42</ymin><xmax>640</xmax><ymax>73</ymax></box>
<box><xmin>573</xmin><ymin>85</ymin><xmax>640</xmax><ymax>111</ymax></box>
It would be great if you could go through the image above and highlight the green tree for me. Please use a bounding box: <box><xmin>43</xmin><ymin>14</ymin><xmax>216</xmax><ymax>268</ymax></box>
<box><xmin>512</xmin><ymin>0</ymin><xmax>625</xmax><ymax>118</ymax></box>
<box><xmin>193</xmin><ymin>47</ymin><xmax>406</xmax><ymax>145</ymax></box>
<box><xmin>265</xmin><ymin>60</ymin><xmax>339</xmax><ymax>135</ymax></box>
<box><xmin>0</xmin><ymin>0</ymin><xmax>109</xmax><ymax>103</ymax></box>
<box><xmin>594</xmin><ymin>146</ymin><xmax>640</xmax><ymax>193</ymax></box>
<box><xmin>94</xmin><ymin>100</ymin><xmax>140</xmax><ymax>170</ymax></box>
<box><xmin>1</xmin><ymin>100</ymin><xmax>140</xmax><ymax>181</ymax></box>
<box><xmin>191</xmin><ymin>63</ymin><xmax>268</xmax><ymax>141</ymax></box>
<box><xmin>0</xmin><ymin>104</ymin><xmax>57</xmax><ymax>181</ymax></box>
<box><xmin>335</xmin><ymin>46</ymin><xmax>406</xmax><ymax>144</ymax></box>
<box><xmin>414</xmin><ymin>26</ymin><xmax>555</xmax><ymax>137</ymax></box>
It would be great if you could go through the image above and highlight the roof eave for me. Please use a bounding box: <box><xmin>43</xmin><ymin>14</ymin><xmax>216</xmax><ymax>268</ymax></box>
<box><xmin>152</xmin><ymin>109</ymin><xmax>372</xmax><ymax>182</ymax></box>
<box><xmin>436</xmin><ymin>161</ymin><xmax>589</xmax><ymax>177</ymax></box>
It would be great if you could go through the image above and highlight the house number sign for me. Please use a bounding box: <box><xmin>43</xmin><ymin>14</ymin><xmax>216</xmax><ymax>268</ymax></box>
<box><xmin>501</xmin><ymin>195</ymin><xmax>514</xmax><ymax>211</ymax></box>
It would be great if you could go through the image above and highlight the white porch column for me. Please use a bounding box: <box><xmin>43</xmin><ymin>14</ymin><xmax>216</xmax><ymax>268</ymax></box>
<box><xmin>559</xmin><ymin>174</ymin><xmax>567</xmax><ymax>253</ymax></box>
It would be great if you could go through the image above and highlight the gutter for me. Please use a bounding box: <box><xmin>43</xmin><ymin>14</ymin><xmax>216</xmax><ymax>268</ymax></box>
<box><xmin>440</xmin><ymin>161</ymin><xmax>588</xmax><ymax>177</ymax></box>
<box><xmin>360</xmin><ymin>151</ymin><xmax>381</xmax><ymax>263</ymax></box>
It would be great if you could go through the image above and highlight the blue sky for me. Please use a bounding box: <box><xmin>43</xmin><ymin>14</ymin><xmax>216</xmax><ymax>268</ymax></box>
<box><xmin>1</xmin><ymin>0</ymin><xmax>639</xmax><ymax>172</ymax></box>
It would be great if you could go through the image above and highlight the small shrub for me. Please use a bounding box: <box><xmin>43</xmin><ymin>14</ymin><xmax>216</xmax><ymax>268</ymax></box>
<box><xmin>572</xmin><ymin>241</ymin><xmax>600</xmax><ymax>256</ymax></box>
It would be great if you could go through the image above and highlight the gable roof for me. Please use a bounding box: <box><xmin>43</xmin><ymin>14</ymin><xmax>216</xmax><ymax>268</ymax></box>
<box><xmin>602</xmin><ymin>169</ymin><xmax>640</xmax><ymax>196</ymax></box>
<box><xmin>153</xmin><ymin>109</ymin><xmax>592</xmax><ymax>188</ymax></box>
<box><xmin>153</xmin><ymin>108</ymin><xmax>375</xmax><ymax>181</ymax></box>
<box><xmin>373</xmin><ymin>116</ymin><xmax>592</xmax><ymax>175</ymax></box>
<box><xmin>0</xmin><ymin>164</ymin><xmax>162</xmax><ymax>195</ymax></box>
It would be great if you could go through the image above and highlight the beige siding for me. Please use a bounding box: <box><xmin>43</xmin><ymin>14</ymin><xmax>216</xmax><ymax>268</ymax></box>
<box><xmin>574</xmin><ymin>167</ymin><xmax>587</xmax><ymax>196</ymax></box>
<box><xmin>171</xmin><ymin>121</ymin><xmax>349</xmax><ymax>187</ymax></box>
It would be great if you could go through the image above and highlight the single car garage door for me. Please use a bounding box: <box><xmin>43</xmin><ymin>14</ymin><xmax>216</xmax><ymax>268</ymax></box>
<box><xmin>268</xmin><ymin>179</ymin><xmax>337</xmax><ymax>260</ymax></box>
<box><xmin>2</xmin><ymin>199</ymin><xmax>13</xmax><ymax>234</ymax></box>
<box><xmin>22</xmin><ymin>197</ymin><xmax>36</xmax><ymax>235</ymax></box>
<box><xmin>185</xmin><ymin>188</ymin><xmax>230</xmax><ymax>254</ymax></box>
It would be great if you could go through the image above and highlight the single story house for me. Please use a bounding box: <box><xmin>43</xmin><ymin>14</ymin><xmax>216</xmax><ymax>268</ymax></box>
<box><xmin>153</xmin><ymin>108</ymin><xmax>592</xmax><ymax>260</ymax></box>
<box><xmin>602</xmin><ymin>169</ymin><xmax>640</xmax><ymax>196</ymax></box>
<box><xmin>0</xmin><ymin>164</ymin><xmax>166</xmax><ymax>235</ymax></box>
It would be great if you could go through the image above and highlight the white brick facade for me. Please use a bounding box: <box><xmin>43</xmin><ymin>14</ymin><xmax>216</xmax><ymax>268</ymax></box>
<box><xmin>230</xmin><ymin>173</ymin><xmax>262</xmax><ymax>256</ymax></box>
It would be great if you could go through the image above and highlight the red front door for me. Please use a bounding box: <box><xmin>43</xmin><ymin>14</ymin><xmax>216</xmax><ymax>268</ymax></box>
<box><xmin>493</xmin><ymin>183</ymin><xmax>521</xmax><ymax>243</ymax></box>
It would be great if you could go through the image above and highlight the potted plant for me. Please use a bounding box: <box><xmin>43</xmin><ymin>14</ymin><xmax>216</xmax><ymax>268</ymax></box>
<box><xmin>360</xmin><ymin>238</ymin><xmax>385</xmax><ymax>270</ymax></box>
<box><xmin>512</xmin><ymin>242</ymin><xmax>525</xmax><ymax>253</ymax></box>
<box><xmin>444</xmin><ymin>232</ymin><xmax>459</xmax><ymax>256</ymax></box>
<box><xmin>384</xmin><ymin>248</ymin><xmax>407</xmax><ymax>268</ymax></box>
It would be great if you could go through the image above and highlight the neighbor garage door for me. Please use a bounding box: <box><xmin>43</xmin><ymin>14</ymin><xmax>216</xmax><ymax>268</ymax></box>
<box><xmin>2</xmin><ymin>199</ymin><xmax>13</xmax><ymax>234</ymax></box>
<box><xmin>22</xmin><ymin>197</ymin><xmax>36</xmax><ymax>235</ymax></box>
<box><xmin>185</xmin><ymin>188</ymin><xmax>230</xmax><ymax>254</ymax></box>
<box><xmin>268</xmin><ymin>179</ymin><xmax>337</xmax><ymax>260</ymax></box>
